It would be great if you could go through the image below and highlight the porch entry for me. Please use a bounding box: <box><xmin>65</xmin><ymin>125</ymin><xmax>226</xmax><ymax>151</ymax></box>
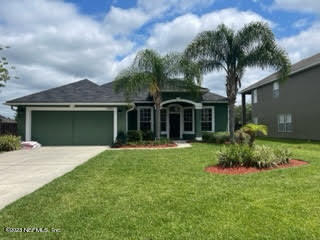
<box><xmin>169</xmin><ymin>106</ymin><xmax>181</xmax><ymax>139</ymax></box>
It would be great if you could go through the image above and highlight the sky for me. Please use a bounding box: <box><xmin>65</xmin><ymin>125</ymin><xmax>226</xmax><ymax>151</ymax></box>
<box><xmin>0</xmin><ymin>0</ymin><xmax>320</xmax><ymax>118</ymax></box>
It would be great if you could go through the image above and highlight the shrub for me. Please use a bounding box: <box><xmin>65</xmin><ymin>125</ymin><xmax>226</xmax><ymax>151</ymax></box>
<box><xmin>214</xmin><ymin>132</ymin><xmax>230</xmax><ymax>144</ymax></box>
<box><xmin>116</xmin><ymin>131</ymin><xmax>127</xmax><ymax>144</ymax></box>
<box><xmin>217</xmin><ymin>144</ymin><xmax>253</xmax><ymax>167</ymax></box>
<box><xmin>202</xmin><ymin>131</ymin><xmax>230</xmax><ymax>144</ymax></box>
<box><xmin>202</xmin><ymin>132</ymin><xmax>215</xmax><ymax>143</ymax></box>
<box><xmin>0</xmin><ymin>135</ymin><xmax>21</xmax><ymax>152</ymax></box>
<box><xmin>217</xmin><ymin>144</ymin><xmax>292</xmax><ymax>169</ymax></box>
<box><xmin>142</xmin><ymin>130</ymin><xmax>154</xmax><ymax>141</ymax></box>
<box><xmin>235</xmin><ymin>129</ymin><xmax>250</xmax><ymax>145</ymax></box>
<box><xmin>127</xmin><ymin>130</ymin><xmax>143</xmax><ymax>142</ymax></box>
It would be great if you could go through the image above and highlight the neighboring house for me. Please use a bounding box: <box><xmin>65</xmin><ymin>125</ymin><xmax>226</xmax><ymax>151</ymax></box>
<box><xmin>0</xmin><ymin>114</ymin><xmax>17</xmax><ymax>135</ymax></box>
<box><xmin>240</xmin><ymin>53</ymin><xmax>320</xmax><ymax>140</ymax></box>
<box><xmin>5</xmin><ymin>79</ymin><xmax>229</xmax><ymax>145</ymax></box>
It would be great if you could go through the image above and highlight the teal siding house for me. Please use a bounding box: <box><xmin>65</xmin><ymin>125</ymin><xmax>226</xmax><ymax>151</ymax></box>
<box><xmin>6</xmin><ymin>79</ymin><xmax>229</xmax><ymax>145</ymax></box>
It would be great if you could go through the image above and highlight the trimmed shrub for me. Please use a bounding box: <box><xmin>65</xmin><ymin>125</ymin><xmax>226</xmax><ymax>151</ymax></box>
<box><xmin>235</xmin><ymin>129</ymin><xmax>250</xmax><ymax>145</ymax></box>
<box><xmin>217</xmin><ymin>144</ymin><xmax>292</xmax><ymax>169</ymax></box>
<box><xmin>127</xmin><ymin>130</ymin><xmax>143</xmax><ymax>142</ymax></box>
<box><xmin>217</xmin><ymin>144</ymin><xmax>253</xmax><ymax>167</ymax></box>
<box><xmin>0</xmin><ymin>135</ymin><xmax>21</xmax><ymax>152</ymax></box>
<box><xmin>142</xmin><ymin>130</ymin><xmax>154</xmax><ymax>141</ymax></box>
<box><xmin>203</xmin><ymin>131</ymin><xmax>230</xmax><ymax>144</ymax></box>
<box><xmin>112</xmin><ymin>131</ymin><xmax>127</xmax><ymax>147</ymax></box>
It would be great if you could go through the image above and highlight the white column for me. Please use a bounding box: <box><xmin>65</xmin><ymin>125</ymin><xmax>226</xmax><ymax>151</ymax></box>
<box><xmin>113</xmin><ymin>107</ymin><xmax>117</xmax><ymax>142</ymax></box>
<box><xmin>25</xmin><ymin>107</ymin><xmax>32</xmax><ymax>141</ymax></box>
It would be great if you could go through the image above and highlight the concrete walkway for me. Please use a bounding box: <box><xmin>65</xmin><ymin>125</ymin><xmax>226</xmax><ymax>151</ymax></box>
<box><xmin>0</xmin><ymin>146</ymin><xmax>107</xmax><ymax>210</ymax></box>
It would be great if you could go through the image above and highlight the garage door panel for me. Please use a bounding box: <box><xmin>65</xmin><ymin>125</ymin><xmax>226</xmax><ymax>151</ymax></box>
<box><xmin>73</xmin><ymin>111</ymin><xmax>113</xmax><ymax>145</ymax></box>
<box><xmin>32</xmin><ymin>111</ymin><xmax>73</xmax><ymax>145</ymax></box>
<box><xmin>31</xmin><ymin>111</ymin><xmax>113</xmax><ymax>146</ymax></box>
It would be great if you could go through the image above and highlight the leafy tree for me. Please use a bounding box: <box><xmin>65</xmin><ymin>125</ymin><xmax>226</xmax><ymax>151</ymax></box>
<box><xmin>185</xmin><ymin>22</ymin><xmax>290</xmax><ymax>141</ymax></box>
<box><xmin>113</xmin><ymin>49</ymin><xmax>201</xmax><ymax>139</ymax></box>
<box><xmin>0</xmin><ymin>46</ymin><xmax>15</xmax><ymax>87</ymax></box>
<box><xmin>241</xmin><ymin>123</ymin><xmax>268</xmax><ymax>147</ymax></box>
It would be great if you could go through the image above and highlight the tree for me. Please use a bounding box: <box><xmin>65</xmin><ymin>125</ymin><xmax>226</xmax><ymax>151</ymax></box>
<box><xmin>234</xmin><ymin>104</ymin><xmax>252</xmax><ymax>129</ymax></box>
<box><xmin>185</xmin><ymin>22</ymin><xmax>290</xmax><ymax>141</ymax></box>
<box><xmin>0</xmin><ymin>46</ymin><xmax>15</xmax><ymax>87</ymax></box>
<box><xmin>113</xmin><ymin>49</ymin><xmax>201</xmax><ymax>139</ymax></box>
<box><xmin>241</xmin><ymin>123</ymin><xmax>268</xmax><ymax>147</ymax></box>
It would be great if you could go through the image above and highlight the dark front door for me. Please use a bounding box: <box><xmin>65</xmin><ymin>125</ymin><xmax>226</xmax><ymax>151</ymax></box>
<box><xmin>170</xmin><ymin>113</ymin><xmax>180</xmax><ymax>139</ymax></box>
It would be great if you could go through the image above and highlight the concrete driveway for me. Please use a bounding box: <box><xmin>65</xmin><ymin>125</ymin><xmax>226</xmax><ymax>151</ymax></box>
<box><xmin>0</xmin><ymin>146</ymin><xmax>108</xmax><ymax>210</ymax></box>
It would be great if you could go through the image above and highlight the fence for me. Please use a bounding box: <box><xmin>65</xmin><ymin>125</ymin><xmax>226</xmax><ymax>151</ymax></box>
<box><xmin>0</xmin><ymin>122</ymin><xmax>17</xmax><ymax>135</ymax></box>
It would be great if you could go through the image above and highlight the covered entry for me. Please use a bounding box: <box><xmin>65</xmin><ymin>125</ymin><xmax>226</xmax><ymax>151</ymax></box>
<box><xmin>27</xmin><ymin>107</ymin><xmax>117</xmax><ymax>146</ymax></box>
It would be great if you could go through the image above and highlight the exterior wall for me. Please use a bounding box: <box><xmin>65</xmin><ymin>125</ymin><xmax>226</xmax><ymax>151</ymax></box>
<box><xmin>251</xmin><ymin>65</ymin><xmax>320</xmax><ymax>140</ymax></box>
<box><xmin>16</xmin><ymin>106</ymin><xmax>26</xmax><ymax>140</ymax></box>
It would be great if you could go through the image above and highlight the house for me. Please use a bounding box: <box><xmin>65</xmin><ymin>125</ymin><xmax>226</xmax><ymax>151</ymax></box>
<box><xmin>5</xmin><ymin>79</ymin><xmax>229</xmax><ymax>145</ymax></box>
<box><xmin>240</xmin><ymin>53</ymin><xmax>320</xmax><ymax>140</ymax></box>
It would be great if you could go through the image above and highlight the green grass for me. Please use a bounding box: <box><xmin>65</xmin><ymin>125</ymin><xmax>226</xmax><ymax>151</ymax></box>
<box><xmin>1</xmin><ymin>139</ymin><xmax>320</xmax><ymax>239</ymax></box>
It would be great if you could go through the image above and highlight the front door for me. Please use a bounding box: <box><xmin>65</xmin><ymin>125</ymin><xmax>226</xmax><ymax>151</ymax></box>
<box><xmin>170</xmin><ymin>113</ymin><xmax>180</xmax><ymax>139</ymax></box>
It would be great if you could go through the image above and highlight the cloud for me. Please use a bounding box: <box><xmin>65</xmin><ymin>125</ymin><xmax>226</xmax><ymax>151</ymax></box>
<box><xmin>293</xmin><ymin>18</ymin><xmax>309</xmax><ymax>28</ymax></box>
<box><xmin>137</xmin><ymin>0</ymin><xmax>215</xmax><ymax>17</ymax></box>
<box><xmin>272</xmin><ymin>0</ymin><xmax>320</xmax><ymax>13</ymax></box>
<box><xmin>146</xmin><ymin>8</ymin><xmax>272</xmax><ymax>53</ymax></box>
<box><xmin>104</xmin><ymin>7</ymin><xmax>149</xmax><ymax>34</ymax></box>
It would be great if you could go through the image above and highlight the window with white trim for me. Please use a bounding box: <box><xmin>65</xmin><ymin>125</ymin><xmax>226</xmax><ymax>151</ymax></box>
<box><xmin>160</xmin><ymin>109</ymin><xmax>167</xmax><ymax>132</ymax></box>
<box><xmin>139</xmin><ymin>108</ymin><xmax>152</xmax><ymax>131</ymax></box>
<box><xmin>184</xmin><ymin>108</ymin><xmax>193</xmax><ymax>132</ymax></box>
<box><xmin>252</xmin><ymin>89</ymin><xmax>258</xmax><ymax>103</ymax></box>
<box><xmin>278</xmin><ymin>114</ymin><xmax>292</xmax><ymax>133</ymax></box>
<box><xmin>273</xmin><ymin>81</ymin><xmax>279</xmax><ymax>98</ymax></box>
<box><xmin>201</xmin><ymin>108</ymin><xmax>212</xmax><ymax>131</ymax></box>
<box><xmin>253</xmin><ymin>117</ymin><xmax>258</xmax><ymax>124</ymax></box>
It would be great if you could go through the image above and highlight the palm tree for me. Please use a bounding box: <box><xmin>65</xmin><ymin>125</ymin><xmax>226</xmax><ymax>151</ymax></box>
<box><xmin>113</xmin><ymin>49</ymin><xmax>201</xmax><ymax>139</ymax></box>
<box><xmin>185</xmin><ymin>22</ymin><xmax>290</xmax><ymax>141</ymax></box>
<box><xmin>241</xmin><ymin>123</ymin><xmax>268</xmax><ymax>147</ymax></box>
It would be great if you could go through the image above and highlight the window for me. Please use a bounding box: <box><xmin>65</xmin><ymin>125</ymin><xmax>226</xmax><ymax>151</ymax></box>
<box><xmin>139</xmin><ymin>108</ymin><xmax>152</xmax><ymax>131</ymax></box>
<box><xmin>160</xmin><ymin>109</ymin><xmax>167</xmax><ymax>132</ymax></box>
<box><xmin>273</xmin><ymin>81</ymin><xmax>279</xmax><ymax>98</ymax></box>
<box><xmin>184</xmin><ymin>108</ymin><xmax>193</xmax><ymax>132</ymax></box>
<box><xmin>278</xmin><ymin>114</ymin><xmax>292</xmax><ymax>133</ymax></box>
<box><xmin>201</xmin><ymin>108</ymin><xmax>212</xmax><ymax>131</ymax></box>
<box><xmin>252</xmin><ymin>89</ymin><xmax>258</xmax><ymax>103</ymax></box>
<box><xmin>253</xmin><ymin>117</ymin><xmax>258</xmax><ymax>124</ymax></box>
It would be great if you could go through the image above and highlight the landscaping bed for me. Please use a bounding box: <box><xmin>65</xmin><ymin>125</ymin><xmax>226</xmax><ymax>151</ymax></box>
<box><xmin>205</xmin><ymin>159</ymin><xmax>308</xmax><ymax>175</ymax></box>
<box><xmin>112</xmin><ymin>142</ymin><xmax>177</xmax><ymax>149</ymax></box>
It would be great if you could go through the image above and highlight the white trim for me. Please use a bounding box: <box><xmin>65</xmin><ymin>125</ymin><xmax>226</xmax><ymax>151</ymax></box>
<box><xmin>113</xmin><ymin>108</ymin><xmax>117</xmax><ymax>142</ymax></box>
<box><xmin>25</xmin><ymin>106</ymin><xmax>117</xmax><ymax>143</ymax></box>
<box><xmin>201</xmin><ymin>106</ymin><xmax>215</xmax><ymax>132</ymax></box>
<box><xmin>137</xmin><ymin>106</ymin><xmax>154</xmax><ymax>131</ymax></box>
<box><xmin>25</xmin><ymin>108</ymin><xmax>31</xmax><ymax>141</ymax></box>
<box><xmin>160</xmin><ymin>98</ymin><xmax>202</xmax><ymax>109</ymax></box>
<box><xmin>6</xmin><ymin>102</ymin><xmax>131</xmax><ymax>106</ymax></box>
<box><xmin>183</xmin><ymin>107</ymin><xmax>195</xmax><ymax>134</ymax></box>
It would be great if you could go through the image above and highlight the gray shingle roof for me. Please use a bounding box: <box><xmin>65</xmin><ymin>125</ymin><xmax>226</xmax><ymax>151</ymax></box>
<box><xmin>240</xmin><ymin>53</ymin><xmax>320</xmax><ymax>94</ymax></box>
<box><xmin>6</xmin><ymin>79</ymin><xmax>227</xmax><ymax>104</ymax></box>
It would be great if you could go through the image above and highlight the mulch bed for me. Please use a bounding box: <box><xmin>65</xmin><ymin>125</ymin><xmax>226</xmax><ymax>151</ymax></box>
<box><xmin>113</xmin><ymin>143</ymin><xmax>177</xmax><ymax>149</ymax></box>
<box><xmin>205</xmin><ymin>159</ymin><xmax>308</xmax><ymax>175</ymax></box>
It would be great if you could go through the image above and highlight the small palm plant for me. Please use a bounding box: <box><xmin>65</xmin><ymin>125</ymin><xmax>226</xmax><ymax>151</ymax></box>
<box><xmin>240</xmin><ymin>123</ymin><xmax>268</xmax><ymax>147</ymax></box>
<box><xmin>114</xmin><ymin>49</ymin><xmax>201</xmax><ymax>139</ymax></box>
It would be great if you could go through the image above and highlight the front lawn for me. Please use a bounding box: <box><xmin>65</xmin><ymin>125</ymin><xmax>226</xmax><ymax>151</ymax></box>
<box><xmin>1</xmin><ymin>139</ymin><xmax>320</xmax><ymax>239</ymax></box>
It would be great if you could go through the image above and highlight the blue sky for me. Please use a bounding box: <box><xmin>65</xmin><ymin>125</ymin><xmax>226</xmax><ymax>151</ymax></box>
<box><xmin>0</xmin><ymin>0</ymin><xmax>320</xmax><ymax>117</ymax></box>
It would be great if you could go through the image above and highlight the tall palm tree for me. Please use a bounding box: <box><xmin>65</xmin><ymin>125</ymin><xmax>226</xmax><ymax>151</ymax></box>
<box><xmin>185</xmin><ymin>22</ymin><xmax>290</xmax><ymax>141</ymax></box>
<box><xmin>114</xmin><ymin>49</ymin><xmax>201</xmax><ymax>139</ymax></box>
